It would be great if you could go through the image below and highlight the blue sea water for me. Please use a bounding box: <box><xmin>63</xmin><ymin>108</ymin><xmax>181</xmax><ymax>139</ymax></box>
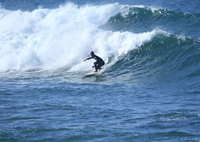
<box><xmin>0</xmin><ymin>0</ymin><xmax>200</xmax><ymax>141</ymax></box>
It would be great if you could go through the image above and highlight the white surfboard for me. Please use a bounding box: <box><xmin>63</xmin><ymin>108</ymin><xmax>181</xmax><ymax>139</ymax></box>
<box><xmin>84</xmin><ymin>71</ymin><xmax>98</xmax><ymax>76</ymax></box>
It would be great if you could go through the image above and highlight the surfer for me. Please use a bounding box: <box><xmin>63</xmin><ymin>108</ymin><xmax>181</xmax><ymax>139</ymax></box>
<box><xmin>84</xmin><ymin>51</ymin><xmax>105</xmax><ymax>72</ymax></box>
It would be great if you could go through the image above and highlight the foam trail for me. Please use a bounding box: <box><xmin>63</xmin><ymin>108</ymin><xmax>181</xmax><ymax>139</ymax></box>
<box><xmin>0</xmin><ymin>3</ymin><xmax>158</xmax><ymax>72</ymax></box>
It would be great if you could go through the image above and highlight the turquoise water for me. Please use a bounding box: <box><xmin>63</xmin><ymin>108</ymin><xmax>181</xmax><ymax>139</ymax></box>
<box><xmin>0</xmin><ymin>0</ymin><xmax>200</xmax><ymax>141</ymax></box>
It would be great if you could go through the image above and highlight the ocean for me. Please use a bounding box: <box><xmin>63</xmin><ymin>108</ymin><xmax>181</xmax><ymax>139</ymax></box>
<box><xmin>0</xmin><ymin>0</ymin><xmax>200</xmax><ymax>141</ymax></box>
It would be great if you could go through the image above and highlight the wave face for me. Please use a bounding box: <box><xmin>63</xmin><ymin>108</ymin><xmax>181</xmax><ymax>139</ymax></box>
<box><xmin>106</xmin><ymin>33</ymin><xmax>200</xmax><ymax>82</ymax></box>
<box><xmin>100</xmin><ymin>6</ymin><xmax>200</xmax><ymax>82</ymax></box>
<box><xmin>0</xmin><ymin>3</ymin><xmax>200</xmax><ymax>82</ymax></box>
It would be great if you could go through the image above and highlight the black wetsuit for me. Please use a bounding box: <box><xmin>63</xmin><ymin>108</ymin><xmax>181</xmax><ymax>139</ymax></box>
<box><xmin>85</xmin><ymin>54</ymin><xmax>105</xmax><ymax>71</ymax></box>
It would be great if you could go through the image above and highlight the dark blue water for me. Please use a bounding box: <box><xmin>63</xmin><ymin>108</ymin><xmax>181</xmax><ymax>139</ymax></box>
<box><xmin>0</xmin><ymin>0</ymin><xmax>200</xmax><ymax>141</ymax></box>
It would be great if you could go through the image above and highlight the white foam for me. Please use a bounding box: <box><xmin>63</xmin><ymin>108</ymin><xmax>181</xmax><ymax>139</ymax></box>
<box><xmin>0</xmin><ymin>3</ymin><xmax>159</xmax><ymax>72</ymax></box>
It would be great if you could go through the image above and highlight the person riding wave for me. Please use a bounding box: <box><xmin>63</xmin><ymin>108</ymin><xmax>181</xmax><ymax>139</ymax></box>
<box><xmin>84</xmin><ymin>51</ymin><xmax>105</xmax><ymax>72</ymax></box>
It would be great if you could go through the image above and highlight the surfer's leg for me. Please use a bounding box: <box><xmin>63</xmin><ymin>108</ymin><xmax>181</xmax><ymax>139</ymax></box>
<box><xmin>94</xmin><ymin>67</ymin><xmax>98</xmax><ymax>72</ymax></box>
<box><xmin>94</xmin><ymin>62</ymin><xmax>98</xmax><ymax>72</ymax></box>
<box><xmin>98</xmin><ymin>62</ymin><xmax>105</xmax><ymax>70</ymax></box>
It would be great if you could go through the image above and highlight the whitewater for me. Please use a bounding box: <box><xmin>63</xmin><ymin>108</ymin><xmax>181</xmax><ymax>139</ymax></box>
<box><xmin>1</xmin><ymin>0</ymin><xmax>200</xmax><ymax>141</ymax></box>
<box><xmin>0</xmin><ymin>3</ymin><xmax>164</xmax><ymax>72</ymax></box>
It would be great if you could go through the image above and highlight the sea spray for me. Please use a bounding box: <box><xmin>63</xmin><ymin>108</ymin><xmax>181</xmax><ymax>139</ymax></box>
<box><xmin>0</xmin><ymin>3</ymin><xmax>161</xmax><ymax>72</ymax></box>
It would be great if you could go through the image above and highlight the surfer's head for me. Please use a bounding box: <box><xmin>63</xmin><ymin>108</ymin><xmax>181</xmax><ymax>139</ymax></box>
<box><xmin>90</xmin><ymin>51</ymin><xmax>94</xmax><ymax>57</ymax></box>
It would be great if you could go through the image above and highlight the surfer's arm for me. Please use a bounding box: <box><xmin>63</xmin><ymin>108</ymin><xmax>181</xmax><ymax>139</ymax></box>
<box><xmin>84</xmin><ymin>57</ymin><xmax>93</xmax><ymax>61</ymax></box>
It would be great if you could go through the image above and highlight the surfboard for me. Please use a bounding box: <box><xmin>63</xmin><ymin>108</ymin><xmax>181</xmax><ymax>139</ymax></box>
<box><xmin>84</xmin><ymin>71</ymin><xmax>98</xmax><ymax>76</ymax></box>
